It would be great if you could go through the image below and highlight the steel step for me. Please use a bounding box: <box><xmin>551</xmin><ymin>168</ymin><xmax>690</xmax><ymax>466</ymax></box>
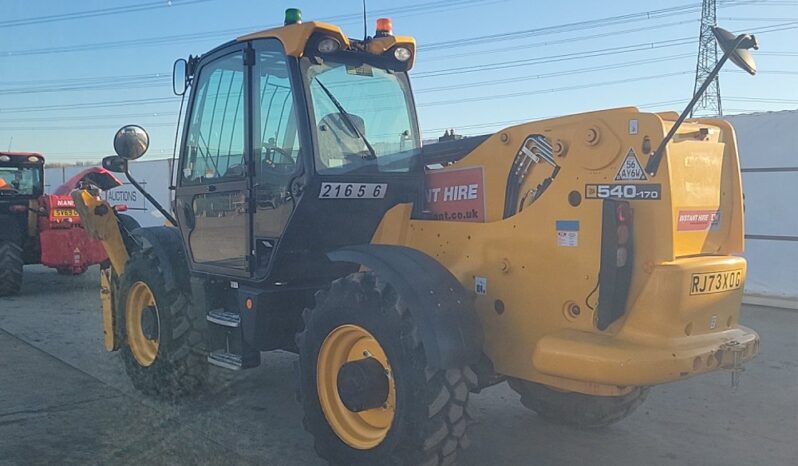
<box><xmin>207</xmin><ymin>309</ymin><xmax>241</xmax><ymax>328</ymax></box>
<box><xmin>207</xmin><ymin>350</ymin><xmax>244</xmax><ymax>370</ymax></box>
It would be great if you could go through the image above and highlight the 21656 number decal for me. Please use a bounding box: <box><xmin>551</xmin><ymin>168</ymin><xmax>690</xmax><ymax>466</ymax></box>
<box><xmin>585</xmin><ymin>183</ymin><xmax>661</xmax><ymax>200</ymax></box>
<box><xmin>319</xmin><ymin>182</ymin><xmax>387</xmax><ymax>199</ymax></box>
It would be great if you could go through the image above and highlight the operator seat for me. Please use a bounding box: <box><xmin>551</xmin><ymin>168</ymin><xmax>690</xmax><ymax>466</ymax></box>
<box><xmin>316</xmin><ymin>112</ymin><xmax>368</xmax><ymax>169</ymax></box>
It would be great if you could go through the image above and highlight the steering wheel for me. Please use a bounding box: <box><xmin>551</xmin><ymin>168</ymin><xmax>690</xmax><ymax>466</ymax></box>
<box><xmin>262</xmin><ymin>146</ymin><xmax>295</xmax><ymax>172</ymax></box>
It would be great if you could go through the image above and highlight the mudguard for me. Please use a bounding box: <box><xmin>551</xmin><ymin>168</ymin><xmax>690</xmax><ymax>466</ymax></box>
<box><xmin>131</xmin><ymin>226</ymin><xmax>190</xmax><ymax>292</ymax></box>
<box><xmin>328</xmin><ymin>244</ymin><xmax>483</xmax><ymax>370</ymax></box>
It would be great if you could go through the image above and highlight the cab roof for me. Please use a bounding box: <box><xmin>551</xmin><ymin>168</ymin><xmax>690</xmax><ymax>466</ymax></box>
<box><xmin>0</xmin><ymin>152</ymin><xmax>43</xmax><ymax>158</ymax></box>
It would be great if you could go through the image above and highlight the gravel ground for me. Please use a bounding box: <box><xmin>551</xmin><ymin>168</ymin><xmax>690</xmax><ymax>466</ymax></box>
<box><xmin>1</xmin><ymin>265</ymin><xmax>796</xmax><ymax>466</ymax></box>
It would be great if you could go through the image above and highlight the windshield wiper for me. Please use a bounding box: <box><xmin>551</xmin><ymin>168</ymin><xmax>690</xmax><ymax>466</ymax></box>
<box><xmin>314</xmin><ymin>78</ymin><xmax>377</xmax><ymax>160</ymax></box>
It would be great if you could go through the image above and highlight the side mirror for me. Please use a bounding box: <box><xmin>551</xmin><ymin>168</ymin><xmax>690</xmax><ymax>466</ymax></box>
<box><xmin>712</xmin><ymin>27</ymin><xmax>758</xmax><ymax>75</ymax></box>
<box><xmin>113</xmin><ymin>125</ymin><xmax>149</xmax><ymax>160</ymax></box>
<box><xmin>173</xmin><ymin>58</ymin><xmax>188</xmax><ymax>96</ymax></box>
<box><xmin>102</xmin><ymin>155</ymin><xmax>128</xmax><ymax>173</ymax></box>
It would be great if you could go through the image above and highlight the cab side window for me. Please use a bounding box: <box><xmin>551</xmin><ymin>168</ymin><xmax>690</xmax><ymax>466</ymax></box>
<box><xmin>255</xmin><ymin>44</ymin><xmax>299</xmax><ymax>179</ymax></box>
<box><xmin>182</xmin><ymin>52</ymin><xmax>246</xmax><ymax>184</ymax></box>
<box><xmin>252</xmin><ymin>41</ymin><xmax>300</xmax><ymax>244</ymax></box>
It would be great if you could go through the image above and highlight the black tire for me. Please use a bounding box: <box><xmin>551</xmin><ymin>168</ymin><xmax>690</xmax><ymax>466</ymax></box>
<box><xmin>508</xmin><ymin>378</ymin><xmax>649</xmax><ymax>428</ymax></box>
<box><xmin>297</xmin><ymin>272</ymin><xmax>476</xmax><ymax>466</ymax></box>
<box><xmin>0</xmin><ymin>240</ymin><xmax>23</xmax><ymax>296</ymax></box>
<box><xmin>117</xmin><ymin>247</ymin><xmax>206</xmax><ymax>399</ymax></box>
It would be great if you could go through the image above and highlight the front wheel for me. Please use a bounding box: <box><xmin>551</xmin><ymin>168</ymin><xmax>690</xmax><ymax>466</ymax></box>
<box><xmin>508</xmin><ymin>378</ymin><xmax>649</xmax><ymax>428</ymax></box>
<box><xmin>0</xmin><ymin>240</ymin><xmax>23</xmax><ymax>296</ymax></box>
<box><xmin>117</xmin><ymin>247</ymin><xmax>206</xmax><ymax>399</ymax></box>
<box><xmin>297</xmin><ymin>272</ymin><xmax>475</xmax><ymax>466</ymax></box>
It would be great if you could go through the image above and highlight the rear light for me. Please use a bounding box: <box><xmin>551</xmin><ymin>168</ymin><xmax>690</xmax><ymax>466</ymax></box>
<box><xmin>376</xmin><ymin>18</ymin><xmax>393</xmax><ymax>37</ymax></box>
<box><xmin>597</xmin><ymin>200</ymin><xmax>634</xmax><ymax>330</ymax></box>
<box><xmin>115</xmin><ymin>204</ymin><xmax>128</xmax><ymax>212</ymax></box>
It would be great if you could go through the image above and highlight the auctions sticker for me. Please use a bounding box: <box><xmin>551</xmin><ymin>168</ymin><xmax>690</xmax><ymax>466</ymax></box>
<box><xmin>556</xmin><ymin>220</ymin><xmax>579</xmax><ymax>247</ymax></box>
<box><xmin>677</xmin><ymin>209</ymin><xmax>721</xmax><ymax>231</ymax></box>
<box><xmin>615</xmin><ymin>148</ymin><xmax>648</xmax><ymax>181</ymax></box>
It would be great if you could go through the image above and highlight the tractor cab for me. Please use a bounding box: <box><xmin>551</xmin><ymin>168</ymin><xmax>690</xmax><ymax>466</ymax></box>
<box><xmin>0</xmin><ymin>152</ymin><xmax>45</xmax><ymax>270</ymax></box>
<box><xmin>0</xmin><ymin>152</ymin><xmax>44</xmax><ymax>201</ymax></box>
<box><xmin>133</xmin><ymin>15</ymin><xmax>423</xmax><ymax>287</ymax></box>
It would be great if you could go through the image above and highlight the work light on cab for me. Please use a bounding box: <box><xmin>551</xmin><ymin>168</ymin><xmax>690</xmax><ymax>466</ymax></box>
<box><xmin>317</xmin><ymin>37</ymin><xmax>340</xmax><ymax>53</ymax></box>
<box><xmin>394</xmin><ymin>46</ymin><xmax>412</xmax><ymax>62</ymax></box>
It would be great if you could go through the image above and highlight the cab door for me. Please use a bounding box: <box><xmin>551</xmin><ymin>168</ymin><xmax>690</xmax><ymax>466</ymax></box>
<box><xmin>175</xmin><ymin>44</ymin><xmax>252</xmax><ymax>275</ymax></box>
<box><xmin>250</xmin><ymin>39</ymin><xmax>304</xmax><ymax>278</ymax></box>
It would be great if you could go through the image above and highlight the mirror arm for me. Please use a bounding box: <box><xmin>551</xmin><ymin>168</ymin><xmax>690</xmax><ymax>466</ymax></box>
<box><xmin>124</xmin><ymin>166</ymin><xmax>178</xmax><ymax>226</ymax></box>
<box><xmin>644</xmin><ymin>34</ymin><xmax>746</xmax><ymax>177</ymax></box>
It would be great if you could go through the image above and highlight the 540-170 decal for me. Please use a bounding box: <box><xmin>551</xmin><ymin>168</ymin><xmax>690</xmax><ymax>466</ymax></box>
<box><xmin>585</xmin><ymin>183</ymin><xmax>661</xmax><ymax>200</ymax></box>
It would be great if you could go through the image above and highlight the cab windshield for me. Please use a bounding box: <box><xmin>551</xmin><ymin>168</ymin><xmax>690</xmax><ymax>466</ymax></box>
<box><xmin>0</xmin><ymin>164</ymin><xmax>42</xmax><ymax>197</ymax></box>
<box><xmin>304</xmin><ymin>59</ymin><xmax>420</xmax><ymax>174</ymax></box>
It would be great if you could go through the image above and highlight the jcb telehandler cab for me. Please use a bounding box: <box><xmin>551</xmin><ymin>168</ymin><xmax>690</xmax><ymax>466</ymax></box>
<box><xmin>74</xmin><ymin>11</ymin><xmax>760</xmax><ymax>465</ymax></box>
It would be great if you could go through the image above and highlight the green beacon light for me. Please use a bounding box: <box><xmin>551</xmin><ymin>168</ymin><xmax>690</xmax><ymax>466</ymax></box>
<box><xmin>284</xmin><ymin>8</ymin><xmax>302</xmax><ymax>25</ymax></box>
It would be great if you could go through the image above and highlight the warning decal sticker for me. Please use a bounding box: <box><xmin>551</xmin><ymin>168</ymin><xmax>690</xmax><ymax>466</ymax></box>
<box><xmin>615</xmin><ymin>148</ymin><xmax>648</xmax><ymax>181</ymax></box>
<box><xmin>555</xmin><ymin>220</ymin><xmax>579</xmax><ymax>247</ymax></box>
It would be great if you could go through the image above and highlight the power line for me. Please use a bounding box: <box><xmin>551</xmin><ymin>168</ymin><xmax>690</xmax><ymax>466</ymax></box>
<box><xmin>0</xmin><ymin>111</ymin><xmax>177</xmax><ymax>124</ymax></box>
<box><xmin>0</xmin><ymin>0</ymin><xmax>496</xmax><ymax>57</ymax></box>
<box><xmin>414</xmin><ymin>54</ymin><xmax>694</xmax><ymax>93</ymax></box>
<box><xmin>0</xmin><ymin>97</ymin><xmax>179</xmax><ymax>114</ymax></box>
<box><xmin>417</xmin><ymin>71</ymin><xmax>693</xmax><ymax>107</ymax></box>
<box><xmin>0</xmin><ymin>0</ymin><xmax>217</xmax><ymax>28</ymax></box>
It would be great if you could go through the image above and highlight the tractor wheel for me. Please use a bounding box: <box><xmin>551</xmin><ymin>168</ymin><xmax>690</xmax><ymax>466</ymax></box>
<box><xmin>508</xmin><ymin>378</ymin><xmax>649</xmax><ymax>428</ymax></box>
<box><xmin>117</xmin><ymin>247</ymin><xmax>206</xmax><ymax>399</ymax></box>
<box><xmin>0</xmin><ymin>240</ymin><xmax>24</xmax><ymax>296</ymax></box>
<box><xmin>297</xmin><ymin>272</ymin><xmax>475</xmax><ymax>466</ymax></box>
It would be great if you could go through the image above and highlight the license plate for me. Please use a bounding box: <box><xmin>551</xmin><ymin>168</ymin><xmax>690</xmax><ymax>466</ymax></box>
<box><xmin>53</xmin><ymin>209</ymin><xmax>79</xmax><ymax>217</ymax></box>
<box><xmin>690</xmin><ymin>270</ymin><xmax>743</xmax><ymax>295</ymax></box>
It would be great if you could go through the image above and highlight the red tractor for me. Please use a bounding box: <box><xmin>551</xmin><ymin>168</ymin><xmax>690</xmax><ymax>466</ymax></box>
<box><xmin>0</xmin><ymin>152</ymin><xmax>131</xmax><ymax>296</ymax></box>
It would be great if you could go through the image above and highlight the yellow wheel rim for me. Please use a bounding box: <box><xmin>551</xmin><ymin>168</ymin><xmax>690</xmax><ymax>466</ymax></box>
<box><xmin>317</xmin><ymin>324</ymin><xmax>396</xmax><ymax>449</ymax></box>
<box><xmin>126</xmin><ymin>281</ymin><xmax>160</xmax><ymax>367</ymax></box>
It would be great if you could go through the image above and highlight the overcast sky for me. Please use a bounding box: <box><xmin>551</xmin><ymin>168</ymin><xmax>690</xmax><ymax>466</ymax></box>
<box><xmin>0</xmin><ymin>0</ymin><xmax>796</xmax><ymax>163</ymax></box>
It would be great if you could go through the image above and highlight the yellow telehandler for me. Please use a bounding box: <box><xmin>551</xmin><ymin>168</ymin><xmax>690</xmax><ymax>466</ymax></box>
<box><xmin>74</xmin><ymin>10</ymin><xmax>760</xmax><ymax>465</ymax></box>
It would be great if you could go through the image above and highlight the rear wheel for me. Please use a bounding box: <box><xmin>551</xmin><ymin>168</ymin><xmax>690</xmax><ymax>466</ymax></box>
<box><xmin>117</xmin><ymin>247</ymin><xmax>206</xmax><ymax>399</ymax></box>
<box><xmin>297</xmin><ymin>272</ymin><xmax>475</xmax><ymax>466</ymax></box>
<box><xmin>509</xmin><ymin>378</ymin><xmax>649</xmax><ymax>428</ymax></box>
<box><xmin>0</xmin><ymin>240</ymin><xmax>23</xmax><ymax>296</ymax></box>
